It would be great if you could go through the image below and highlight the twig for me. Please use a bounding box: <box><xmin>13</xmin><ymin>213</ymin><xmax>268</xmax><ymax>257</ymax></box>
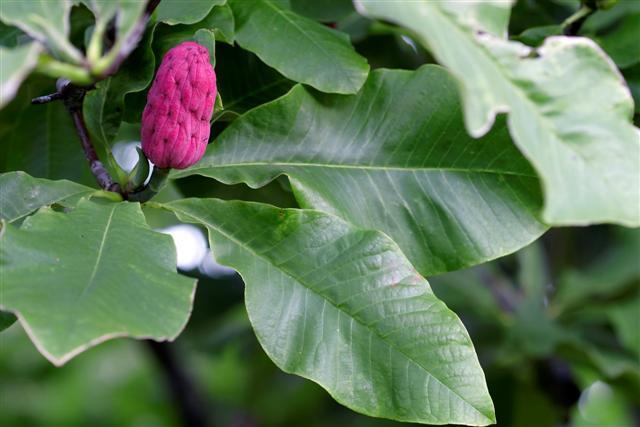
<box><xmin>146</xmin><ymin>341</ymin><xmax>211</xmax><ymax>427</ymax></box>
<box><xmin>57</xmin><ymin>81</ymin><xmax>121</xmax><ymax>192</ymax></box>
<box><xmin>562</xmin><ymin>5</ymin><xmax>595</xmax><ymax>36</ymax></box>
<box><xmin>31</xmin><ymin>91</ymin><xmax>63</xmax><ymax>104</ymax></box>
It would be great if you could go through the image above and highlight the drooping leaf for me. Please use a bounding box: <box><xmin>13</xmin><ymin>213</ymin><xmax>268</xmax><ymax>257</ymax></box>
<box><xmin>0</xmin><ymin>0</ymin><xmax>83</xmax><ymax>63</ymax></box>
<box><xmin>0</xmin><ymin>199</ymin><xmax>196</xmax><ymax>365</ymax></box>
<box><xmin>155</xmin><ymin>0</ymin><xmax>226</xmax><ymax>25</ymax></box>
<box><xmin>166</xmin><ymin>197</ymin><xmax>496</xmax><ymax>426</ymax></box>
<box><xmin>175</xmin><ymin>66</ymin><xmax>546</xmax><ymax>275</ymax></box>
<box><xmin>0</xmin><ymin>171</ymin><xmax>94</xmax><ymax>222</ymax></box>
<box><xmin>229</xmin><ymin>0</ymin><xmax>369</xmax><ymax>94</ymax></box>
<box><xmin>355</xmin><ymin>1</ymin><xmax>640</xmax><ymax>227</ymax></box>
<box><xmin>0</xmin><ymin>42</ymin><xmax>41</xmax><ymax>109</ymax></box>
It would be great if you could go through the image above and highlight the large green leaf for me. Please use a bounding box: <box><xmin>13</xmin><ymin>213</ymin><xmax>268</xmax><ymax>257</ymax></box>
<box><xmin>229</xmin><ymin>0</ymin><xmax>369</xmax><ymax>94</ymax></box>
<box><xmin>175</xmin><ymin>66</ymin><xmax>546</xmax><ymax>275</ymax></box>
<box><xmin>0</xmin><ymin>0</ymin><xmax>82</xmax><ymax>63</ymax></box>
<box><xmin>0</xmin><ymin>171</ymin><xmax>94</xmax><ymax>222</ymax></box>
<box><xmin>166</xmin><ymin>198</ymin><xmax>495</xmax><ymax>426</ymax></box>
<box><xmin>0</xmin><ymin>42</ymin><xmax>41</xmax><ymax>109</ymax></box>
<box><xmin>355</xmin><ymin>1</ymin><xmax>640</xmax><ymax>227</ymax></box>
<box><xmin>0</xmin><ymin>199</ymin><xmax>196</xmax><ymax>365</ymax></box>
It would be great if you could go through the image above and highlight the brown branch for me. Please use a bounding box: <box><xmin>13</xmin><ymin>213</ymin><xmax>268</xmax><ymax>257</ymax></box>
<box><xmin>55</xmin><ymin>81</ymin><xmax>121</xmax><ymax>192</ymax></box>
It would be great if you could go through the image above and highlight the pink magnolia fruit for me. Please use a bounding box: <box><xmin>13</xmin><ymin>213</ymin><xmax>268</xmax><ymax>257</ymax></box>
<box><xmin>141</xmin><ymin>41</ymin><xmax>217</xmax><ymax>169</ymax></box>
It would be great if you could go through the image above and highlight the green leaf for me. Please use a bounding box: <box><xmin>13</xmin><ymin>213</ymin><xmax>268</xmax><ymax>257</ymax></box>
<box><xmin>205</xmin><ymin>3</ymin><xmax>235</xmax><ymax>44</ymax></box>
<box><xmin>175</xmin><ymin>66</ymin><xmax>546</xmax><ymax>275</ymax></box>
<box><xmin>229</xmin><ymin>0</ymin><xmax>369</xmax><ymax>94</ymax></box>
<box><xmin>0</xmin><ymin>42</ymin><xmax>41</xmax><ymax>109</ymax></box>
<box><xmin>0</xmin><ymin>0</ymin><xmax>83</xmax><ymax>63</ymax></box>
<box><xmin>166</xmin><ymin>198</ymin><xmax>495</xmax><ymax>426</ymax></box>
<box><xmin>0</xmin><ymin>199</ymin><xmax>196</xmax><ymax>365</ymax></box>
<box><xmin>154</xmin><ymin>3</ymin><xmax>234</xmax><ymax>56</ymax></box>
<box><xmin>355</xmin><ymin>1</ymin><xmax>640</xmax><ymax>227</ymax></box>
<box><xmin>0</xmin><ymin>171</ymin><xmax>94</xmax><ymax>222</ymax></box>
<box><xmin>155</xmin><ymin>0</ymin><xmax>226</xmax><ymax>25</ymax></box>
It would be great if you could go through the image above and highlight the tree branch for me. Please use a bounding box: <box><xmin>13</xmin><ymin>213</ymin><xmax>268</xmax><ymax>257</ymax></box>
<box><xmin>146</xmin><ymin>341</ymin><xmax>211</xmax><ymax>427</ymax></box>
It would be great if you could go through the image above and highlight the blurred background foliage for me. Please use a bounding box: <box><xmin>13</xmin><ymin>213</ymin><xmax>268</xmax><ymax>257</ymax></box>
<box><xmin>1</xmin><ymin>0</ymin><xmax>638</xmax><ymax>426</ymax></box>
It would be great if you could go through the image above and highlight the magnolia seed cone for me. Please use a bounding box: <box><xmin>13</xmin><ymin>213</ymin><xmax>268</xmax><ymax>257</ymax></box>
<box><xmin>141</xmin><ymin>41</ymin><xmax>217</xmax><ymax>169</ymax></box>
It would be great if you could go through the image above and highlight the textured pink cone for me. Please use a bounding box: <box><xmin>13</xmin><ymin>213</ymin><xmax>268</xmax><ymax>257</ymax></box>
<box><xmin>141</xmin><ymin>41</ymin><xmax>217</xmax><ymax>169</ymax></box>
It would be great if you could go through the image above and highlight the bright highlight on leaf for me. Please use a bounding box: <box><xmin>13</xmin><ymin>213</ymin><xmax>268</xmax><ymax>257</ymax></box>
<box><xmin>167</xmin><ymin>198</ymin><xmax>496</xmax><ymax>426</ymax></box>
<box><xmin>355</xmin><ymin>0</ymin><xmax>640</xmax><ymax>227</ymax></box>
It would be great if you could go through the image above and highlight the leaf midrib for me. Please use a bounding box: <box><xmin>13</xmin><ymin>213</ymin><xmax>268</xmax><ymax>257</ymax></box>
<box><xmin>173</xmin><ymin>205</ymin><xmax>493</xmax><ymax>423</ymax></box>
<box><xmin>81</xmin><ymin>204</ymin><xmax>116</xmax><ymax>297</ymax></box>
<box><xmin>187</xmin><ymin>160</ymin><xmax>537</xmax><ymax>178</ymax></box>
